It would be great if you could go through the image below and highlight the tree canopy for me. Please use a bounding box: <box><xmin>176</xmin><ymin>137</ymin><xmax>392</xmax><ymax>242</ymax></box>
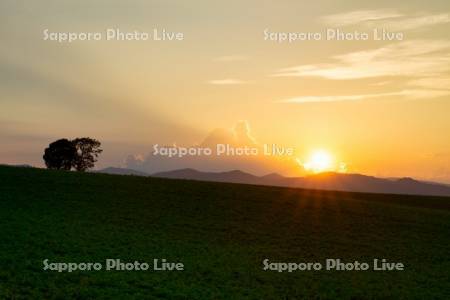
<box><xmin>43</xmin><ymin>139</ymin><xmax>77</xmax><ymax>170</ymax></box>
<box><xmin>72</xmin><ymin>138</ymin><xmax>103</xmax><ymax>171</ymax></box>
<box><xmin>43</xmin><ymin>137</ymin><xmax>102</xmax><ymax>171</ymax></box>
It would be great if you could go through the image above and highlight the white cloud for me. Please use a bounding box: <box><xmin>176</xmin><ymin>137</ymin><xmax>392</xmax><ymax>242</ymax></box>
<box><xmin>200</xmin><ymin>120</ymin><xmax>256</xmax><ymax>146</ymax></box>
<box><xmin>383</xmin><ymin>13</ymin><xmax>450</xmax><ymax>31</ymax></box>
<box><xmin>207</xmin><ymin>79</ymin><xmax>248</xmax><ymax>85</ymax></box>
<box><xmin>275</xmin><ymin>12</ymin><xmax>450</xmax><ymax>104</ymax></box>
<box><xmin>321</xmin><ymin>10</ymin><xmax>450</xmax><ymax>31</ymax></box>
<box><xmin>280</xmin><ymin>91</ymin><xmax>402</xmax><ymax>103</ymax></box>
<box><xmin>274</xmin><ymin>40</ymin><xmax>450</xmax><ymax>79</ymax></box>
<box><xmin>274</xmin><ymin>40</ymin><xmax>450</xmax><ymax>103</ymax></box>
<box><xmin>321</xmin><ymin>10</ymin><xmax>403</xmax><ymax>27</ymax></box>
<box><xmin>279</xmin><ymin>89</ymin><xmax>450</xmax><ymax>103</ymax></box>
<box><xmin>124</xmin><ymin>121</ymin><xmax>300</xmax><ymax>176</ymax></box>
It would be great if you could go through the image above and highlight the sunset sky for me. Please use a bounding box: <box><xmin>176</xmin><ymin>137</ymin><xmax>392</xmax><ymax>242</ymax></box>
<box><xmin>1</xmin><ymin>0</ymin><xmax>449</xmax><ymax>182</ymax></box>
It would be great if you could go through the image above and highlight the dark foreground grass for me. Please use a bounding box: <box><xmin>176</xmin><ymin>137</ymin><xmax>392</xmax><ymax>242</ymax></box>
<box><xmin>0</xmin><ymin>166</ymin><xmax>449</xmax><ymax>299</ymax></box>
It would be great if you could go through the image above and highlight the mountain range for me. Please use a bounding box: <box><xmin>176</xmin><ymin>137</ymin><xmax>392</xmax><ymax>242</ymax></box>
<box><xmin>98</xmin><ymin>167</ymin><xmax>450</xmax><ymax>197</ymax></box>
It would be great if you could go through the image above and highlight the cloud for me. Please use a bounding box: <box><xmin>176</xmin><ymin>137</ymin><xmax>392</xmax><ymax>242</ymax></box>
<box><xmin>274</xmin><ymin>40</ymin><xmax>450</xmax><ymax>79</ymax></box>
<box><xmin>279</xmin><ymin>89</ymin><xmax>450</xmax><ymax>103</ymax></box>
<box><xmin>233</xmin><ymin>120</ymin><xmax>257</xmax><ymax>145</ymax></box>
<box><xmin>207</xmin><ymin>79</ymin><xmax>248</xmax><ymax>85</ymax></box>
<box><xmin>370</xmin><ymin>80</ymin><xmax>393</xmax><ymax>86</ymax></box>
<box><xmin>400</xmin><ymin>89</ymin><xmax>450</xmax><ymax>99</ymax></box>
<box><xmin>200</xmin><ymin>120</ymin><xmax>256</xmax><ymax>146</ymax></box>
<box><xmin>321</xmin><ymin>10</ymin><xmax>403</xmax><ymax>27</ymax></box>
<box><xmin>407</xmin><ymin>77</ymin><xmax>450</xmax><ymax>90</ymax></box>
<box><xmin>274</xmin><ymin>38</ymin><xmax>450</xmax><ymax>103</ymax></box>
<box><xmin>125</xmin><ymin>154</ymin><xmax>144</xmax><ymax>170</ymax></box>
<box><xmin>280</xmin><ymin>91</ymin><xmax>403</xmax><ymax>103</ymax></box>
<box><xmin>124</xmin><ymin>121</ymin><xmax>300</xmax><ymax>176</ymax></box>
<box><xmin>213</xmin><ymin>55</ymin><xmax>247</xmax><ymax>62</ymax></box>
<box><xmin>383</xmin><ymin>13</ymin><xmax>450</xmax><ymax>31</ymax></box>
<box><xmin>321</xmin><ymin>10</ymin><xmax>450</xmax><ymax>31</ymax></box>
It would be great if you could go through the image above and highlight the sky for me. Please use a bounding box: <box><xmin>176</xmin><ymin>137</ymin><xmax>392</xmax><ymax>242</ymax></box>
<box><xmin>1</xmin><ymin>0</ymin><xmax>449</xmax><ymax>182</ymax></box>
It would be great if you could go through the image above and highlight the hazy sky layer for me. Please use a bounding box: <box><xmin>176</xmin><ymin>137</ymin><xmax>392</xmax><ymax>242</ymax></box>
<box><xmin>1</xmin><ymin>0</ymin><xmax>449</xmax><ymax>182</ymax></box>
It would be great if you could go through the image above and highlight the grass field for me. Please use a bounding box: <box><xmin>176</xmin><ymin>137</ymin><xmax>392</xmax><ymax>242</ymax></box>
<box><xmin>0</xmin><ymin>165</ymin><xmax>449</xmax><ymax>299</ymax></box>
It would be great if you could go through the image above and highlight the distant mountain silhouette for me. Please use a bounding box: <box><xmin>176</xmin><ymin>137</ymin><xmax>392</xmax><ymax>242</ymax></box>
<box><xmin>97</xmin><ymin>167</ymin><xmax>150</xmax><ymax>177</ymax></box>
<box><xmin>153</xmin><ymin>168</ymin><xmax>259</xmax><ymax>184</ymax></box>
<box><xmin>152</xmin><ymin>168</ymin><xmax>450</xmax><ymax>197</ymax></box>
<box><xmin>1</xmin><ymin>164</ymin><xmax>34</xmax><ymax>168</ymax></box>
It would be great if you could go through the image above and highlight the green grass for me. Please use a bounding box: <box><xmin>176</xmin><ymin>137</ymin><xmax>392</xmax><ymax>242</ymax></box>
<box><xmin>0</xmin><ymin>165</ymin><xmax>449</xmax><ymax>299</ymax></box>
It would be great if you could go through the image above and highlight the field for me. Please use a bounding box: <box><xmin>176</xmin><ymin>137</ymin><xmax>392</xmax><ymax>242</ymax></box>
<box><xmin>0</xmin><ymin>165</ymin><xmax>449</xmax><ymax>299</ymax></box>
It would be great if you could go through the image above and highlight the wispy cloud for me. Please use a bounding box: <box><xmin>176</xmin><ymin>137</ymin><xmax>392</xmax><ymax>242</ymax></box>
<box><xmin>407</xmin><ymin>77</ymin><xmax>450</xmax><ymax>90</ymax></box>
<box><xmin>280</xmin><ymin>91</ymin><xmax>402</xmax><ymax>103</ymax></box>
<box><xmin>321</xmin><ymin>10</ymin><xmax>403</xmax><ymax>27</ymax></box>
<box><xmin>321</xmin><ymin>10</ymin><xmax>450</xmax><ymax>31</ymax></box>
<box><xmin>277</xmin><ymin>10</ymin><xmax>450</xmax><ymax>104</ymax></box>
<box><xmin>207</xmin><ymin>79</ymin><xmax>248</xmax><ymax>85</ymax></box>
<box><xmin>275</xmin><ymin>40</ymin><xmax>450</xmax><ymax>103</ymax></box>
<box><xmin>274</xmin><ymin>40</ymin><xmax>450</xmax><ymax>79</ymax></box>
<box><xmin>384</xmin><ymin>13</ymin><xmax>450</xmax><ymax>31</ymax></box>
<box><xmin>279</xmin><ymin>89</ymin><xmax>450</xmax><ymax>103</ymax></box>
<box><xmin>213</xmin><ymin>55</ymin><xmax>247</xmax><ymax>62</ymax></box>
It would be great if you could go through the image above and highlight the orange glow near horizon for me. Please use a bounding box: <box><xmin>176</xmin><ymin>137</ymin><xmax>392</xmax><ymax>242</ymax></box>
<box><xmin>303</xmin><ymin>150</ymin><xmax>334</xmax><ymax>174</ymax></box>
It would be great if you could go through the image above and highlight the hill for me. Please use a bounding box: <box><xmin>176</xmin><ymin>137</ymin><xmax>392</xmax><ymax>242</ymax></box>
<box><xmin>0</xmin><ymin>165</ymin><xmax>449</xmax><ymax>299</ymax></box>
<box><xmin>153</xmin><ymin>168</ymin><xmax>450</xmax><ymax>197</ymax></box>
<box><xmin>97</xmin><ymin>167</ymin><xmax>150</xmax><ymax>177</ymax></box>
<box><xmin>153</xmin><ymin>168</ymin><xmax>260</xmax><ymax>184</ymax></box>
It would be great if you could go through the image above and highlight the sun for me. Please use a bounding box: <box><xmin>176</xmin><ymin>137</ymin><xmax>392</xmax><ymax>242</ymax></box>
<box><xmin>303</xmin><ymin>150</ymin><xmax>333</xmax><ymax>173</ymax></box>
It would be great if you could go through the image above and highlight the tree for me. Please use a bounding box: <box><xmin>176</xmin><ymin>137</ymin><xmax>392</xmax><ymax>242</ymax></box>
<box><xmin>43</xmin><ymin>139</ymin><xmax>77</xmax><ymax>170</ymax></box>
<box><xmin>43</xmin><ymin>137</ymin><xmax>103</xmax><ymax>171</ymax></box>
<box><xmin>72</xmin><ymin>137</ymin><xmax>103</xmax><ymax>172</ymax></box>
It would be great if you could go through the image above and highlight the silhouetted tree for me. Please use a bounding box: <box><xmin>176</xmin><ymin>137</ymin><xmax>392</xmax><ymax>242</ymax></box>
<box><xmin>43</xmin><ymin>139</ymin><xmax>77</xmax><ymax>170</ymax></box>
<box><xmin>72</xmin><ymin>137</ymin><xmax>103</xmax><ymax>172</ymax></box>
